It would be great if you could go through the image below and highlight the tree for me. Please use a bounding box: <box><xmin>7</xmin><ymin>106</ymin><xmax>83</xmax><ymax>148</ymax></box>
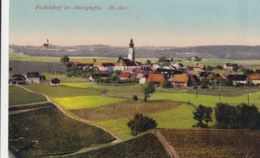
<box><xmin>215</xmin><ymin>103</ymin><xmax>235</xmax><ymax>129</ymax></box>
<box><xmin>142</xmin><ymin>81</ymin><xmax>155</xmax><ymax>102</ymax></box>
<box><xmin>215</xmin><ymin>103</ymin><xmax>260</xmax><ymax>130</ymax></box>
<box><xmin>146</xmin><ymin>59</ymin><xmax>152</xmax><ymax>65</ymax></box>
<box><xmin>132</xmin><ymin>95</ymin><xmax>138</xmax><ymax>101</ymax></box>
<box><xmin>93</xmin><ymin>58</ymin><xmax>96</xmax><ymax>63</ymax></box>
<box><xmin>127</xmin><ymin>113</ymin><xmax>157</xmax><ymax>136</ymax></box>
<box><xmin>60</xmin><ymin>55</ymin><xmax>70</xmax><ymax>64</ymax></box>
<box><xmin>193</xmin><ymin>105</ymin><xmax>212</xmax><ymax>128</ymax></box>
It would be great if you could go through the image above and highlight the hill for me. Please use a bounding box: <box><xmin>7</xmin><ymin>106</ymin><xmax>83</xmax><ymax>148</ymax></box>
<box><xmin>9</xmin><ymin>104</ymin><xmax>114</xmax><ymax>158</ymax></box>
<box><xmin>10</xmin><ymin>45</ymin><xmax>260</xmax><ymax>59</ymax></box>
<box><xmin>70</xmin><ymin>133</ymin><xmax>170</xmax><ymax>158</ymax></box>
<box><xmin>161</xmin><ymin>129</ymin><xmax>260</xmax><ymax>158</ymax></box>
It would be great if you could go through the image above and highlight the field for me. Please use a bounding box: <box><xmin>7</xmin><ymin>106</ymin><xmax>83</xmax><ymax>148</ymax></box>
<box><xmin>9</xmin><ymin>53</ymin><xmax>260</xmax><ymax>157</ymax></box>
<box><xmin>9</xmin><ymin>104</ymin><xmax>114</xmax><ymax>158</ymax></box>
<box><xmin>161</xmin><ymin>129</ymin><xmax>260</xmax><ymax>158</ymax></box>
<box><xmin>9</xmin><ymin>86</ymin><xmax>47</xmax><ymax>105</ymax></box>
<box><xmin>21</xmin><ymin>80</ymin><xmax>260</xmax><ymax>140</ymax></box>
<box><xmin>70</xmin><ymin>133</ymin><xmax>170</xmax><ymax>158</ymax></box>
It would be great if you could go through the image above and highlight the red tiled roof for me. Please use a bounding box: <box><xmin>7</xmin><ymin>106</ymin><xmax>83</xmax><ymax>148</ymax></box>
<box><xmin>148</xmin><ymin>74</ymin><xmax>165</xmax><ymax>83</ymax></box>
<box><xmin>120</xmin><ymin>71</ymin><xmax>131</xmax><ymax>78</ymax></box>
<box><xmin>172</xmin><ymin>73</ymin><xmax>189</xmax><ymax>83</ymax></box>
<box><xmin>248</xmin><ymin>74</ymin><xmax>260</xmax><ymax>80</ymax></box>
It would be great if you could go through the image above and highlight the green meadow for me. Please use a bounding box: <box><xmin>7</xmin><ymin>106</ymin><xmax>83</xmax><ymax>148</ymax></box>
<box><xmin>54</xmin><ymin>95</ymin><xmax>124</xmax><ymax>110</ymax></box>
<box><xmin>9</xmin><ymin>86</ymin><xmax>47</xmax><ymax>105</ymax></box>
<box><xmin>20</xmin><ymin>81</ymin><xmax>260</xmax><ymax>140</ymax></box>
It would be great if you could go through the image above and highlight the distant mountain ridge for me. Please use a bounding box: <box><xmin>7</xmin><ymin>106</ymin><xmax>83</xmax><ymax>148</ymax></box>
<box><xmin>9</xmin><ymin>45</ymin><xmax>260</xmax><ymax>59</ymax></box>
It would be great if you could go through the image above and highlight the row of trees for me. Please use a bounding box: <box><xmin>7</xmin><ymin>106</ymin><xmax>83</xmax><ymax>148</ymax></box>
<box><xmin>193</xmin><ymin>103</ymin><xmax>260</xmax><ymax>130</ymax></box>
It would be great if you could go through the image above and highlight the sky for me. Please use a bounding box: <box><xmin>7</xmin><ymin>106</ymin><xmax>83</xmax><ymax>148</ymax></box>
<box><xmin>9</xmin><ymin>0</ymin><xmax>260</xmax><ymax>46</ymax></box>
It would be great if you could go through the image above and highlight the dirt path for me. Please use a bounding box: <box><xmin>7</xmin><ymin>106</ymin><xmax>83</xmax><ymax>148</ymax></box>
<box><xmin>9</xmin><ymin>106</ymin><xmax>51</xmax><ymax>115</ymax></box>
<box><xmin>9</xmin><ymin>101</ymin><xmax>49</xmax><ymax>108</ymax></box>
<box><xmin>154</xmin><ymin>129</ymin><xmax>179</xmax><ymax>158</ymax></box>
<box><xmin>17</xmin><ymin>85</ymin><xmax>123</xmax><ymax>142</ymax></box>
<box><xmin>41</xmin><ymin>139</ymin><xmax>120</xmax><ymax>158</ymax></box>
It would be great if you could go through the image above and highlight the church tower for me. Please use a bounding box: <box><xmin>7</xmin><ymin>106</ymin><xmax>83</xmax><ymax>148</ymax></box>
<box><xmin>128</xmin><ymin>39</ymin><xmax>135</xmax><ymax>61</ymax></box>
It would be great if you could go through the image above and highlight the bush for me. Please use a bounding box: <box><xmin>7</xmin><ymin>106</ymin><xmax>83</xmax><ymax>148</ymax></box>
<box><xmin>127</xmin><ymin>113</ymin><xmax>157</xmax><ymax>136</ymax></box>
<box><xmin>132</xmin><ymin>95</ymin><xmax>138</xmax><ymax>101</ymax></box>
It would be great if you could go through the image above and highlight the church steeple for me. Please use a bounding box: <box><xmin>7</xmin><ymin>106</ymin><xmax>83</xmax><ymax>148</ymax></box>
<box><xmin>128</xmin><ymin>39</ymin><xmax>135</xmax><ymax>61</ymax></box>
<box><xmin>129</xmin><ymin>39</ymin><xmax>134</xmax><ymax>48</ymax></box>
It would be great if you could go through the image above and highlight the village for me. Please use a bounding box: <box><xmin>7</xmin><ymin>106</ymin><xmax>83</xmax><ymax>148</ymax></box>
<box><xmin>9</xmin><ymin>39</ymin><xmax>260</xmax><ymax>88</ymax></box>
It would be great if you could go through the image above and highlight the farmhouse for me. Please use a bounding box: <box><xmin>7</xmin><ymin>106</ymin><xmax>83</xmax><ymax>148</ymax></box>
<box><xmin>89</xmin><ymin>71</ymin><xmax>110</xmax><ymax>81</ymax></box>
<box><xmin>114</xmin><ymin>57</ymin><xmax>139</xmax><ymax>71</ymax></box>
<box><xmin>67</xmin><ymin>62</ymin><xmax>93</xmax><ymax>70</ymax></box>
<box><xmin>9</xmin><ymin>74</ymin><xmax>26</xmax><ymax>85</ymax></box>
<box><xmin>247</xmin><ymin>73</ymin><xmax>260</xmax><ymax>85</ymax></box>
<box><xmin>191</xmin><ymin>56</ymin><xmax>201</xmax><ymax>61</ymax></box>
<box><xmin>120</xmin><ymin>71</ymin><xmax>132</xmax><ymax>80</ymax></box>
<box><xmin>172</xmin><ymin>63</ymin><xmax>184</xmax><ymax>69</ymax></box>
<box><xmin>172</xmin><ymin>73</ymin><xmax>190</xmax><ymax>87</ymax></box>
<box><xmin>147</xmin><ymin>74</ymin><xmax>165</xmax><ymax>85</ymax></box>
<box><xmin>226</xmin><ymin>74</ymin><xmax>248</xmax><ymax>85</ymax></box>
<box><xmin>94</xmin><ymin>62</ymin><xmax>114</xmax><ymax>72</ymax></box>
<box><xmin>50</xmin><ymin>78</ymin><xmax>61</xmax><ymax>86</ymax></box>
<box><xmin>223</xmin><ymin>63</ymin><xmax>241</xmax><ymax>71</ymax></box>
<box><xmin>26</xmin><ymin>72</ymin><xmax>41</xmax><ymax>84</ymax></box>
<box><xmin>193</xmin><ymin>63</ymin><xmax>206</xmax><ymax>71</ymax></box>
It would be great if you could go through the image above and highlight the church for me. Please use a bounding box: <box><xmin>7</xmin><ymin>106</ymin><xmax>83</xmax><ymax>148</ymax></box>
<box><xmin>114</xmin><ymin>39</ymin><xmax>141</xmax><ymax>71</ymax></box>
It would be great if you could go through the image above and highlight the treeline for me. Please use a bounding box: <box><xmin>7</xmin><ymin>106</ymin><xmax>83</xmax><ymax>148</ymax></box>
<box><xmin>193</xmin><ymin>103</ymin><xmax>260</xmax><ymax>130</ymax></box>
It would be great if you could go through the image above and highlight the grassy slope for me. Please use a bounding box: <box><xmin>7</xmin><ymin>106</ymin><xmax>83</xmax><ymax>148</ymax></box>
<box><xmin>23</xmin><ymin>84</ymin><xmax>125</xmax><ymax>110</ymax></box>
<box><xmin>9</xmin><ymin>105</ymin><xmax>114</xmax><ymax>158</ymax></box>
<box><xmin>71</xmin><ymin>133</ymin><xmax>170</xmax><ymax>158</ymax></box>
<box><xmin>24</xmin><ymin>82</ymin><xmax>260</xmax><ymax>140</ymax></box>
<box><xmin>9</xmin><ymin>86</ymin><xmax>47</xmax><ymax>105</ymax></box>
<box><xmin>161</xmin><ymin>129</ymin><xmax>260</xmax><ymax>158</ymax></box>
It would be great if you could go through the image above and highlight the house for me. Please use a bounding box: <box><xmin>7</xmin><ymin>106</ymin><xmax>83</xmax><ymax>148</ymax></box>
<box><xmin>171</xmin><ymin>73</ymin><xmax>190</xmax><ymax>87</ymax></box>
<box><xmin>151</xmin><ymin>64</ymin><xmax>161</xmax><ymax>71</ymax></box>
<box><xmin>68</xmin><ymin>62</ymin><xmax>93</xmax><ymax>70</ymax></box>
<box><xmin>247</xmin><ymin>73</ymin><xmax>260</xmax><ymax>85</ymax></box>
<box><xmin>191</xmin><ymin>56</ymin><xmax>201</xmax><ymax>61</ymax></box>
<box><xmin>226</xmin><ymin>74</ymin><xmax>247</xmax><ymax>85</ymax></box>
<box><xmin>223</xmin><ymin>63</ymin><xmax>240</xmax><ymax>71</ymax></box>
<box><xmin>147</xmin><ymin>73</ymin><xmax>165</xmax><ymax>85</ymax></box>
<box><xmin>214</xmin><ymin>73</ymin><xmax>226</xmax><ymax>85</ymax></box>
<box><xmin>172</xmin><ymin>63</ymin><xmax>184</xmax><ymax>69</ymax></box>
<box><xmin>9</xmin><ymin>74</ymin><xmax>26</xmax><ymax>85</ymax></box>
<box><xmin>50</xmin><ymin>78</ymin><xmax>61</xmax><ymax>86</ymax></box>
<box><xmin>26</xmin><ymin>72</ymin><xmax>40</xmax><ymax>84</ymax></box>
<box><xmin>114</xmin><ymin>57</ymin><xmax>139</xmax><ymax>71</ymax></box>
<box><xmin>94</xmin><ymin>62</ymin><xmax>114</xmax><ymax>72</ymax></box>
<box><xmin>89</xmin><ymin>72</ymin><xmax>110</xmax><ymax>81</ymax></box>
<box><xmin>139</xmin><ymin>77</ymin><xmax>147</xmax><ymax>84</ymax></box>
<box><xmin>193</xmin><ymin>63</ymin><xmax>206</xmax><ymax>71</ymax></box>
<box><xmin>120</xmin><ymin>71</ymin><xmax>132</xmax><ymax>80</ymax></box>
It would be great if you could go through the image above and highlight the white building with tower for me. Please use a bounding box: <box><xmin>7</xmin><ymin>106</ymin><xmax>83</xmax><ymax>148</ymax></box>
<box><xmin>128</xmin><ymin>38</ymin><xmax>135</xmax><ymax>61</ymax></box>
<box><xmin>114</xmin><ymin>39</ymin><xmax>140</xmax><ymax>71</ymax></box>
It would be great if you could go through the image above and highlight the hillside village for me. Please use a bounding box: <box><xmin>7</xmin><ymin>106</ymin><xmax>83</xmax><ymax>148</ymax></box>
<box><xmin>8</xmin><ymin>40</ymin><xmax>260</xmax><ymax>158</ymax></box>
<box><xmin>9</xmin><ymin>39</ymin><xmax>260</xmax><ymax>88</ymax></box>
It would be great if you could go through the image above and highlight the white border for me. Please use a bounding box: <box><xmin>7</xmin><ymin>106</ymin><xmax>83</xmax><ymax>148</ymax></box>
<box><xmin>1</xmin><ymin>0</ymin><xmax>9</xmax><ymax>157</ymax></box>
